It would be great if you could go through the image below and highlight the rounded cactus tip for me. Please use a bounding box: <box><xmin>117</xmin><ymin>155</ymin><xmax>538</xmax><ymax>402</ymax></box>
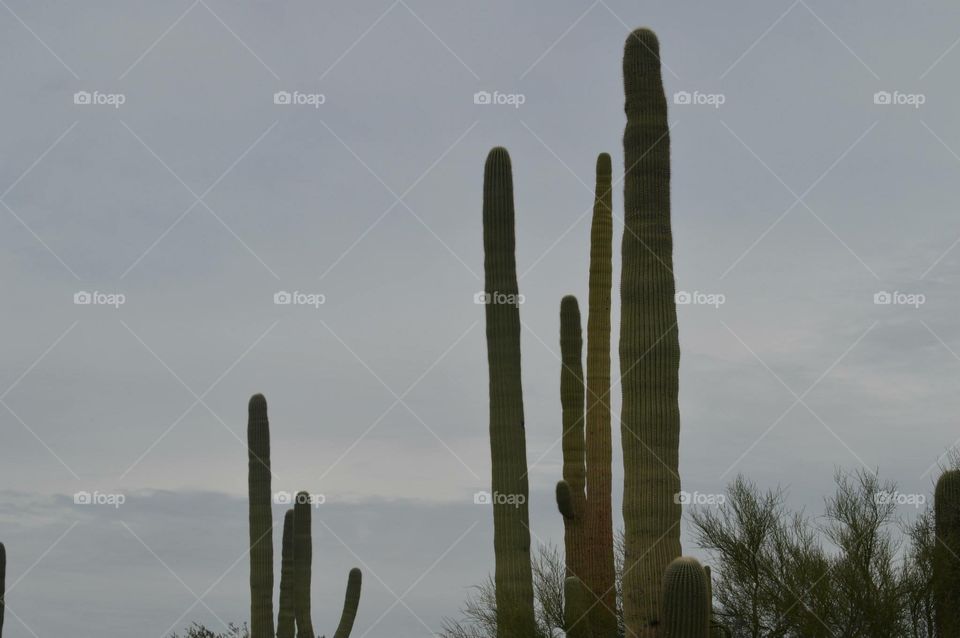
<box><xmin>249</xmin><ymin>393</ymin><xmax>267</xmax><ymax>411</ymax></box>
<box><xmin>485</xmin><ymin>146</ymin><xmax>511</xmax><ymax>169</ymax></box>
<box><xmin>556</xmin><ymin>480</ymin><xmax>575</xmax><ymax>519</ymax></box>
<box><xmin>596</xmin><ymin>152</ymin><xmax>612</xmax><ymax>176</ymax></box>
<box><xmin>626</xmin><ymin>27</ymin><xmax>660</xmax><ymax>52</ymax></box>
<box><xmin>349</xmin><ymin>567</ymin><xmax>362</xmax><ymax>580</ymax></box>
<box><xmin>623</xmin><ymin>27</ymin><xmax>663</xmax><ymax>78</ymax></box>
<box><xmin>560</xmin><ymin>294</ymin><xmax>580</xmax><ymax>314</ymax></box>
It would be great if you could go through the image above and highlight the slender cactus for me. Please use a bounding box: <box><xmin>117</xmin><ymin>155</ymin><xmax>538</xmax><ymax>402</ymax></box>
<box><xmin>482</xmin><ymin>146</ymin><xmax>536</xmax><ymax>638</ymax></box>
<box><xmin>565</xmin><ymin>575</ymin><xmax>590</xmax><ymax>638</ymax></box>
<box><xmin>660</xmin><ymin>557</ymin><xmax>710</xmax><ymax>638</ymax></box>
<box><xmin>277</xmin><ymin>509</ymin><xmax>296</xmax><ymax>638</ymax></box>
<box><xmin>247</xmin><ymin>394</ymin><xmax>275</xmax><ymax>638</ymax></box>
<box><xmin>0</xmin><ymin>542</ymin><xmax>6</xmax><ymax>638</ymax></box>
<box><xmin>619</xmin><ymin>27</ymin><xmax>681</xmax><ymax>637</ymax></box>
<box><xmin>293</xmin><ymin>493</ymin><xmax>315</xmax><ymax>638</ymax></box>
<box><xmin>332</xmin><ymin>568</ymin><xmax>363</xmax><ymax>638</ymax></box>
<box><xmin>935</xmin><ymin>469</ymin><xmax>960</xmax><ymax>636</ymax></box>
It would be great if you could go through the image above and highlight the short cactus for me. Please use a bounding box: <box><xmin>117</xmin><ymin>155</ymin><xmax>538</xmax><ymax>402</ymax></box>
<box><xmin>293</xmin><ymin>493</ymin><xmax>315</xmax><ymax>638</ymax></box>
<box><xmin>564</xmin><ymin>575</ymin><xmax>590</xmax><ymax>638</ymax></box>
<box><xmin>1</xmin><ymin>541</ymin><xmax>6</xmax><ymax>638</ymax></box>
<box><xmin>482</xmin><ymin>146</ymin><xmax>536</xmax><ymax>638</ymax></box>
<box><xmin>277</xmin><ymin>509</ymin><xmax>296</xmax><ymax>638</ymax></box>
<box><xmin>247</xmin><ymin>394</ymin><xmax>275</xmax><ymax>638</ymax></box>
<box><xmin>660</xmin><ymin>557</ymin><xmax>710</xmax><ymax>638</ymax></box>
<box><xmin>935</xmin><ymin>469</ymin><xmax>960</xmax><ymax>636</ymax></box>
<box><xmin>332</xmin><ymin>568</ymin><xmax>363</xmax><ymax>638</ymax></box>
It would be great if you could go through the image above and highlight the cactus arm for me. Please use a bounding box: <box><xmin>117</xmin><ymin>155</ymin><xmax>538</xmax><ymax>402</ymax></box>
<box><xmin>619</xmin><ymin>28</ymin><xmax>682</xmax><ymax>637</ymax></box>
<box><xmin>277</xmin><ymin>509</ymin><xmax>296</xmax><ymax>638</ymax></box>
<box><xmin>331</xmin><ymin>568</ymin><xmax>363</xmax><ymax>638</ymax></box>
<box><xmin>293</xmin><ymin>493</ymin><xmax>316</xmax><ymax>638</ymax></box>
<box><xmin>247</xmin><ymin>394</ymin><xmax>276</xmax><ymax>638</ymax></box>
<box><xmin>482</xmin><ymin>146</ymin><xmax>536</xmax><ymax>638</ymax></box>
<box><xmin>660</xmin><ymin>557</ymin><xmax>710</xmax><ymax>638</ymax></box>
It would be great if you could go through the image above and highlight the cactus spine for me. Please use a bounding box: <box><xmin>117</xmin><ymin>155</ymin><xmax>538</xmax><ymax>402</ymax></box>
<box><xmin>619</xmin><ymin>28</ymin><xmax>682</xmax><ymax>637</ymax></box>
<box><xmin>293</xmin><ymin>493</ymin><xmax>315</xmax><ymax>638</ymax></box>
<box><xmin>482</xmin><ymin>146</ymin><xmax>536</xmax><ymax>638</ymax></box>
<box><xmin>935</xmin><ymin>469</ymin><xmax>960</xmax><ymax>636</ymax></box>
<box><xmin>660</xmin><ymin>557</ymin><xmax>710</xmax><ymax>638</ymax></box>
<box><xmin>247</xmin><ymin>394</ymin><xmax>275</xmax><ymax>638</ymax></box>
<box><xmin>277</xmin><ymin>509</ymin><xmax>296</xmax><ymax>638</ymax></box>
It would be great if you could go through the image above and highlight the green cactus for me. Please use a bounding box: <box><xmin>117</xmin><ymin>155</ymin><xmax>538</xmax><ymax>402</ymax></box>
<box><xmin>564</xmin><ymin>575</ymin><xmax>590</xmax><ymax>638</ymax></box>
<box><xmin>482</xmin><ymin>146</ymin><xmax>536</xmax><ymax>638</ymax></box>
<box><xmin>1</xmin><ymin>541</ymin><xmax>6</xmax><ymax>638</ymax></box>
<box><xmin>332</xmin><ymin>568</ymin><xmax>363</xmax><ymax>638</ymax></box>
<box><xmin>619</xmin><ymin>27</ymin><xmax>682</xmax><ymax>637</ymax></box>
<box><xmin>935</xmin><ymin>469</ymin><xmax>960</xmax><ymax>636</ymax></box>
<box><xmin>660</xmin><ymin>557</ymin><xmax>709</xmax><ymax>638</ymax></box>
<box><xmin>247</xmin><ymin>394</ymin><xmax>275</xmax><ymax>638</ymax></box>
<box><xmin>277</xmin><ymin>509</ymin><xmax>296</xmax><ymax>638</ymax></box>
<box><xmin>293</xmin><ymin>493</ymin><xmax>316</xmax><ymax>638</ymax></box>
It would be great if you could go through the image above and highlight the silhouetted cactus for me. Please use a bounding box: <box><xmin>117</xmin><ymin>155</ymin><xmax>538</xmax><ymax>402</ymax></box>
<box><xmin>1</xmin><ymin>541</ymin><xmax>5</xmax><ymax>638</ymax></box>
<box><xmin>277</xmin><ymin>509</ymin><xmax>296</xmax><ymax>638</ymax></box>
<box><xmin>935</xmin><ymin>469</ymin><xmax>960</xmax><ymax>636</ymax></box>
<box><xmin>482</xmin><ymin>146</ymin><xmax>536</xmax><ymax>638</ymax></box>
<box><xmin>293</xmin><ymin>493</ymin><xmax>315</xmax><ymax>638</ymax></box>
<box><xmin>564</xmin><ymin>575</ymin><xmax>590</xmax><ymax>638</ymax></box>
<box><xmin>619</xmin><ymin>27</ymin><xmax>682</xmax><ymax>637</ymax></box>
<box><xmin>660</xmin><ymin>557</ymin><xmax>709</xmax><ymax>638</ymax></box>
<box><xmin>247</xmin><ymin>394</ymin><xmax>275</xmax><ymax>638</ymax></box>
<box><xmin>332</xmin><ymin>568</ymin><xmax>363</xmax><ymax>638</ymax></box>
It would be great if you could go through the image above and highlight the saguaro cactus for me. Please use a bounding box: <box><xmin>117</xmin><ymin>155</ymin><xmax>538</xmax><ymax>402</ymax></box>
<box><xmin>332</xmin><ymin>568</ymin><xmax>363</xmax><ymax>638</ymax></box>
<box><xmin>1</xmin><ymin>542</ymin><xmax>6</xmax><ymax>638</ymax></box>
<box><xmin>293</xmin><ymin>493</ymin><xmax>316</xmax><ymax>638</ymax></box>
<box><xmin>935</xmin><ymin>469</ymin><xmax>960</xmax><ymax>636</ymax></box>
<box><xmin>619</xmin><ymin>28</ymin><xmax>682</xmax><ymax>637</ymax></box>
<box><xmin>660</xmin><ymin>557</ymin><xmax>710</xmax><ymax>638</ymax></box>
<box><xmin>482</xmin><ymin>146</ymin><xmax>536</xmax><ymax>638</ymax></box>
<box><xmin>277</xmin><ymin>509</ymin><xmax>296</xmax><ymax>638</ymax></box>
<box><xmin>247</xmin><ymin>394</ymin><xmax>275</xmax><ymax>638</ymax></box>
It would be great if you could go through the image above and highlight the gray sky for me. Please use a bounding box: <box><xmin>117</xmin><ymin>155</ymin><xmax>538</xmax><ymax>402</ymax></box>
<box><xmin>2</xmin><ymin>1</ymin><xmax>960</xmax><ymax>636</ymax></box>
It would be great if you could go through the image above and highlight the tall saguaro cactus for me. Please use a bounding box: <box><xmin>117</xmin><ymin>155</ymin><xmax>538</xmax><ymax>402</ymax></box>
<box><xmin>332</xmin><ymin>568</ymin><xmax>363</xmax><ymax>638</ymax></box>
<box><xmin>247</xmin><ymin>394</ymin><xmax>275</xmax><ymax>638</ymax></box>
<box><xmin>277</xmin><ymin>509</ymin><xmax>296</xmax><ymax>638</ymax></box>
<box><xmin>660</xmin><ymin>557</ymin><xmax>710</xmax><ymax>638</ymax></box>
<box><xmin>935</xmin><ymin>469</ymin><xmax>960</xmax><ymax>636</ymax></box>
<box><xmin>482</xmin><ymin>146</ymin><xmax>536</xmax><ymax>638</ymax></box>
<box><xmin>293</xmin><ymin>493</ymin><xmax>316</xmax><ymax>638</ymax></box>
<box><xmin>1</xmin><ymin>542</ymin><xmax>6</xmax><ymax>638</ymax></box>
<box><xmin>619</xmin><ymin>28</ymin><xmax>682</xmax><ymax>636</ymax></box>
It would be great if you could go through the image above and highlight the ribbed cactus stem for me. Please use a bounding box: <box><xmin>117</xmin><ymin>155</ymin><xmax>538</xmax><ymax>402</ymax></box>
<box><xmin>565</xmin><ymin>575</ymin><xmax>590</xmax><ymax>638</ymax></box>
<box><xmin>558</xmin><ymin>296</ymin><xmax>589</xmax><ymax>594</ymax></box>
<box><xmin>585</xmin><ymin>152</ymin><xmax>616</xmax><ymax>638</ymax></box>
<box><xmin>661</xmin><ymin>557</ymin><xmax>710</xmax><ymax>638</ymax></box>
<box><xmin>332</xmin><ymin>567</ymin><xmax>363</xmax><ymax>638</ymax></box>
<box><xmin>482</xmin><ymin>146</ymin><xmax>536</xmax><ymax>638</ymax></box>
<box><xmin>247</xmin><ymin>394</ymin><xmax>275</xmax><ymax>638</ymax></box>
<box><xmin>293</xmin><ymin>492</ymin><xmax>315</xmax><ymax>638</ymax></box>
<box><xmin>277</xmin><ymin>509</ymin><xmax>296</xmax><ymax>638</ymax></box>
<box><xmin>619</xmin><ymin>27</ymin><xmax>681</xmax><ymax>637</ymax></box>
<box><xmin>935</xmin><ymin>469</ymin><xmax>960</xmax><ymax>636</ymax></box>
<box><xmin>0</xmin><ymin>542</ymin><xmax>6</xmax><ymax>638</ymax></box>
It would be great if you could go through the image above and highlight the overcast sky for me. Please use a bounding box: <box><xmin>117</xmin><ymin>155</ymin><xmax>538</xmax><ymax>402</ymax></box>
<box><xmin>3</xmin><ymin>1</ymin><xmax>960</xmax><ymax>636</ymax></box>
